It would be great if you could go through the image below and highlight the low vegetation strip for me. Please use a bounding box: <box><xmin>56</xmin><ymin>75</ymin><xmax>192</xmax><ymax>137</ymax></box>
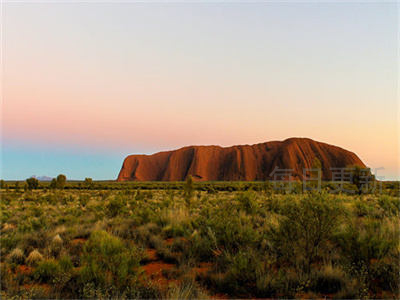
<box><xmin>1</xmin><ymin>178</ymin><xmax>399</xmax><ymax>195</ymax></box>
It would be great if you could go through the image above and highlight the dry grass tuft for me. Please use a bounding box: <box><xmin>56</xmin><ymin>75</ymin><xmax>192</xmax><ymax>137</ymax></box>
<box><xmin>26</xmin><ymin>249</ymin><xmax>44</xmax><ymax>266</ymax></box>
<box><xmin>8</xmin><ymin>248</ymin><xmax>25</xmax><ymax>264</ymax></box>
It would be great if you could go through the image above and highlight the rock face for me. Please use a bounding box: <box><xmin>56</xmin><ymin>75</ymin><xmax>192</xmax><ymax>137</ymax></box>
<box><xmin>117</xmin><ymin>138</ymin><xmax>366</xmax><ymax>181</ymax></box>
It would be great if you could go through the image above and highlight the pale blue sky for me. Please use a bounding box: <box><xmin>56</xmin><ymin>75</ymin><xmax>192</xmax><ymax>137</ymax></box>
<box><xmin>1</xmin><ymin>2</ymin><xmax>398</xmax><ymax>180</ymax></box>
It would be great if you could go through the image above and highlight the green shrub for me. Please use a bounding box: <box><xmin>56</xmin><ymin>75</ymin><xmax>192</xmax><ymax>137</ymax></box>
<box><xmin>236</xmin><ymin>191</ymin><xmax>257</xmax><ymax>214</ymax></box>
<box><xmin>198</xmin><ymin>207</ymin><xmax>260</xmax><ymax>256</ymax></box>
<box><xmin>270</xmin><ymin>193</ymin><xmax>343</xmax><ymax>273</ymax></box>
<box><xmin>378</xmin><ymin>195</ymin><xmax>399</xmax><ymax>217</ymax></box>
<box><xmin>335</xmin><ymin>218</ymin><xmax>399</xmax><ymax>293</ymax></box>
<box><xmin>79</xmin><ymin>230</ymin><xmax>142</xmax><ymax>293</ymax></box>
<box><xmin>58</xmin><ymin>255</ymin><xmax>74</xmax><ymax>272</ymax></box>
<box><xmin>106</xmin><ymin>196</ymin><xmax>126</xmax><ymax>217</ymax></box>
<box><xmin>189</xmin><ymin>232</ymin><xmax>215</xmax><ymax>261</ymax></box>
<box><xmin>354</xmin><ymin>200</ymin><xmax>374</xmax><ymax>217</ymax></box>
<box><xmin>222</xmin><ymin>249</ymin><xmax>259</xmax><ymax>294</ymax></box>
<box><xmin>336</xmin><ymin>220</ymin><xmax>397</xmax><ymax>266</ymax></box>
<box><xmin>33</xmin><ymin>259</ymin><xmax>61</xmax><ymax>283</ymax></box>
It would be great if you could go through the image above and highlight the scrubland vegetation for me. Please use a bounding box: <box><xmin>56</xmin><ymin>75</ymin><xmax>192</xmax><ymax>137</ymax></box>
<box><xmin>0</xmin><ymin>180</ymin><xmax>399</xmax><ymax>299</ymax></box>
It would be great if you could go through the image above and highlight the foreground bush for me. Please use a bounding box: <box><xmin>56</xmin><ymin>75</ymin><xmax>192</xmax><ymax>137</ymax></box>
<box><xmin>79</xmin><ymin>230</ymin><xmax>142</xmax><ymax>297</ymax></box>
<box><xmin>33</xmin><ymin>259</ymin><xmax>61</xmax><ymax>283</ymax></box>
<box><xmin>270</xmin><ymin>193</ymin><xmax>343</xmax><ymax>273</ymax></box>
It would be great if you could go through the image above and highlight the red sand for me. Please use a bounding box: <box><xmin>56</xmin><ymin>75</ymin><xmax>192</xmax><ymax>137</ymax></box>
<box><xmin>192</xmin><ymin>262</ymin><xmax>212</xmax><ymax>276</ymax></box>
<box><xmin>142</xmin><ymin>261</ymin><xmax>178</xmax><ymax>287</ymax></box>
<box><xmin>16</xmin><ymin>265</ymin><xmax>33</xmax><ymax>275</ymax></box>
<box><xmin>70</xmin><ymin>238</ymin><xmax>87</xmax><ymax>245</ymax></box>
<box><xmin>145</xmin><ymin>249</ymin><xmax>158</xmax><ymax>261</ymax></box>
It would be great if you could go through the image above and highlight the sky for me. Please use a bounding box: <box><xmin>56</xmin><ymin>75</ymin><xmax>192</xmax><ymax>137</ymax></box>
<box><xmin>1</xmin><ymin>1</ymin><xmax>399</xmax><ymax>180</ymax></box>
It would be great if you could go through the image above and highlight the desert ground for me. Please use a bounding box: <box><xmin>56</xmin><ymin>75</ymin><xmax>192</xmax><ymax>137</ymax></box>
<box><xmin>0</xmin><ymin>180</ymin><xmax>399</xmax><ymax>299</ymax></box>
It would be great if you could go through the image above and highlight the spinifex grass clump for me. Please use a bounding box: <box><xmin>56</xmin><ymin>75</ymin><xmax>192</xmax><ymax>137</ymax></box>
<box><xmin>26</xmin><ymin>249</ymin><xmax>44</xmax><ymax>266</ymax></box>
<box><xmin>50</xmin><ymin>234</ymin><xmax>63</xmax><ymax>257</ymax></box>
<box><xmin>8</xmin><ymin>248</ymin><xmax>25</xmax><ymax>265</ymax></box>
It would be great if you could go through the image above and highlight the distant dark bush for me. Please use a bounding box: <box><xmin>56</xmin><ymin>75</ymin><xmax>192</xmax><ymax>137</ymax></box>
<box><xmin>50</xmin><ymin>178</ymin><xmax>57</xmax><ymax>189</ymax></box>
<box><xmin>84</xmin><ymin>178</ymin><xmax>93</xmax><ymax>189</ymax></box>
<box><xmin>26</xmin><ymin>177</ymin><xmax>39</xmax><ymax>190</ymax></box>
<box><xmin>56</xmin><ymin>174</ymin><xmax>67</xmax><ymax>189</ymax></box>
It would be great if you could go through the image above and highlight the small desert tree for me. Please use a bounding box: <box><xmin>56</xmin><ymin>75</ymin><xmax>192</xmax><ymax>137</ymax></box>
<box><xmin>26</xmin><ymin>177</ymin><xmax>39</xmax><ymax>190</ymax></box>
<box><xmin>348</xmin><ymin>165</ymin><xmax>374</xmax><ymax>194</ymax></box>
<box><xmin>56</xmin><ymin>174</ymin><xmax>67</xmax><ymax>189</ymax></box>
<box><xmin>84</xmin><ymin>177</ymin><xmax>93</xmax><ymax>189</ymax></box>
<box><xmin>184</xmin><ymin>175</ymin><xmax>194</xmax><ymax>207</ymax></box>
<box><xmin>49</xmin><ymin>178</ymin><xmax>57</xmax><ymax>189</ymax></box>
<box><xmin>271</xmin><ymin>193</ymin><xmax>343</xmax><ymax>274</ymax></box>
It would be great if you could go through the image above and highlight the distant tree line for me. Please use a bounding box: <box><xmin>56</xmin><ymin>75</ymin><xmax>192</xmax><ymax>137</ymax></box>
<box><xmin>24</xmin><ymin>174</ymin><xmax>68</xmax><ymax>190</ymax></box>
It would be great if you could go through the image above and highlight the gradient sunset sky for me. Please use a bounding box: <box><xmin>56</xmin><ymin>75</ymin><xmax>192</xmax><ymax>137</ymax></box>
<box><xmin>1</xmin><ymin>1</ymin><xmax>399</xmax><ymax>180</ymax></box>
